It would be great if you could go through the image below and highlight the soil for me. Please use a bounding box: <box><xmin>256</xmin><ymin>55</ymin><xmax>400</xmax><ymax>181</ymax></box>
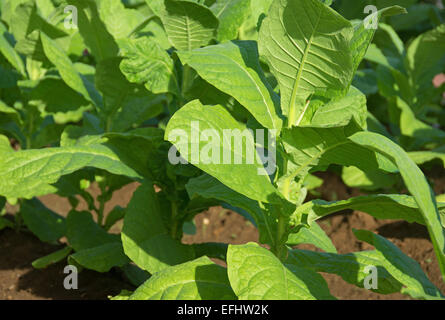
<box><xmin>1</xmin><ymin>171</ymin><xmax>445</xmax><ymax>300</ymax></box>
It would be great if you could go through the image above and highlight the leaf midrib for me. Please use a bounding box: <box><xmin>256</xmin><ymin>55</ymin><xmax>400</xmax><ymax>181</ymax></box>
<box><xmin>287</xmin><ymin>9</ymin><xmax>322</xmax><ymax>128</ymax></box>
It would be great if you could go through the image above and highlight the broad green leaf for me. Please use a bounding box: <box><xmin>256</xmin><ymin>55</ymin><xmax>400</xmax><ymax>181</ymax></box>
<box><xmin>406</xmin><ymin>24</ymin><xmax>445</xmax><ymax>99</ymax></box>
<box><xmin>158</xmin><ymin>0</ymin><xmax>218</xmax><ymax>51</ymax></box>
<box><xmin>354</xmin><ymin>229</ymin><xmax>444</xmax><ymax>300</ymax></box>
<box><xmin>341</xmin><ymin>166</ymin><xmax>397</xmax><ymax>191</ymax></box>
<box><xmin>349</xmin><ymin>131</ymin><xmax>445</xmax><ymax>281</ymax></box>
<box><xmin>0</xmin><ymin>21</ymin><xmax>25</xmax><ymax>76</ymax></box>
<box><xmin>10</xmin><ymin>1</ymin><xmax>68</xmax><ymax>62</ymax></box>
<box><xmin>66</xmin><ymin>0</ymin><xmax>118</xmax><ymax>61</ymax></box>
<box><xmin>286</xmin><ymin>249</ymin><xmax>403</xmax><ymax>294</ymax></box>
<box><xmin>307</xmin><ymin>86</ymin><xmax>367</xmax><ymax>128</ymax></box>
<box><xmin>281</xmin><ymin>122</ymin><xmax>397</xmax><ymax>183</ymax></box>
<box><xmin>97</xmin><ymin>0</ymin><xmax>145</xmax><ymax>39</ymax></box>
<box><xmin>227</xmin><ymin>243</ymin><xmax>334</xmax><ymax>300</ymax></box>
<box><xmin>122</xmin><ymin>182</ymin><xmax>194</xmax><ymax>274</ymax></box>
<box><xmin>396</xmin><ymin>98</ymin><xmax>445</xmax><ymax>147</ymax></box>
<box><xmin>130</xmin><ymin>256</ymin><xmax>236</xmax><ymax>300</ymax></box>
<box><xmin>186</xmin><ymin>174</ymin><xmax>275</xmax><ymax>245</ymax></box>
<box><xmin>409</xmin><ymin>147</ymin><xmax>445</xmax><ymax>167</ymax></box>
<box><xmin>178</xmin><ymin>41</ymin><xmax>282</xmax><ymax>131</ymax></box>
<box><xmin>40</xmin><ymin>32</ymin><xmax>102</xmax><ymax>107</ymax></box>
<box><xmin>287</xmin><ymin>221</ymin><xmax>337</xmax><ymax>253</ymax></box>
<box><xmin>353</xmin><ymin>69</ymin><xmax>378</xmax><ymax>95</ymax></box>
<box><xmin>349</xmin><ymin>6</ymin><xmax>406</xmax><ymax>75</ymax></box>
<box><xmin>20</xmin><ymin>76</ymin><xmax>90</xmax><ymax>118</ymax></box>
<box><xmin>258</xmin><ymin>0</ymin><xmax>353</xmax><ymax>125</ymax></box>
<box><xmin>103</xmin><ymin>128</ymin><xmax>167</xmax><ymax>180</ymax></box>
<box><xmin>210</xmin><ymin>0</ymin><xmax>251</xmax><ymax>42</ymax></box>
<box><xmin>0</xmin><ymin>143</ymin><xmax>141</xmax><ymax>199</ymax></box>
<box><xmin>95</xmin><ymin>57</ymin><xmax>165</xmax><ymax>126</ymax></box>
<box><xmin>70</xmin><ymin>242</ymin><xmax>130</xmax><ymax>273</ymax></box>
<box><xmin>165</xmin><ymin>99</ymin><xmax>286</xmax><ymax>205</ymax></box>
<box><xmin>32</xmin><ymin>246</ymin><xmax>72</xmax><ymax>269</ymax></box>
<box><xmin>293</xmin><ymin>194</ymin><xmax>445</xmax><ymax>228</ymax></box>
<box><xmin>239</xmin><ymin>0</ymin><xmax>273</xmax><ymax>40</ymax></box>
<box><xmin>107</xmin><ymin>97</ymin><xmax>164</xmax><ymax>133</ymax></box>
<box><xmin>66</xmin><ymin>210</ymin><xmax>128</xmax><ymax>272</ymax></box>
<box><xmin>104</xmin><ymin>206</ymin><xmax>126</xmax><ymax>231</ymax></box>
<box><xmin>118</xmin><ymin>37</ymin><xmax>179</xmax><ymax>95</ymax></box>
<box><xmin>67</xmin><ymin>211</ymin><xmax>120</xmax><ymax>251</ymax></box>
<box><xmin>20</xmin><ymin>198</ymin><xmax>66</xmax><ymax>243</ymax></box>
<box><xmin>121</xmin><ymin>264</ymin><xmax>151</xmax><ymax>287</ymax></box>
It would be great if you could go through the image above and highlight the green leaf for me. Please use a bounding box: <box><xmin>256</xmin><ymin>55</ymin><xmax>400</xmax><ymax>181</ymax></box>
<box><xmin>165</xmin><ymin>99</ymin><xmax>286</xmax><ymax>205</ymax></box>
<box><xmin>281</xmin><ymin>122</ymin><xmax>397</xmax><ymax>183</ymax></box>
<box><xmin>258</xmin><ymin>0</ymin><xmax>353</xmax><ymax>125</ymax></box>
<box><xmin>10</xmin><ymin>1</ymin><xmax>68</xmax><ymax>62</ymax></box>
<box><xmin>0</xmin><ymin>143</ymin><xmax>141</xmax><ymax>199</ymax></box>
<box><xmin>0</xmin><ymin>100</ymin><xmax>21</xmax><ymax>124</ymax></box>
<box><xmin>67</xmin><ymin>211</ymin><xmax>119</xmax><ymax>251</ymax></box>
<box><xmin>396</xmin><ymin>97</ymin><xmax>445</xmax><ymax>147</ymax></box>
<box><xmin>186</xmin><ymin>174</ymin><xmax>276</xmax><ymax>245</ymax></box>
<box><xmin>177</xmin><ymin>41</ymin><xmax>282</xmax><ymax>131</ymax></box>
<box><xmin>227</xmin><ymin>243</ymin><xmax>334</xmax><ymax>299</ymax></box>
<box><xmin>70</xmin><ymin>242</ymin><xmax>130</xmax><ymax>273</ymax></box>
<box><xmin>32</xmin><ymin>246</ymin><xmax>72</xmax><ymax>269</ymax></box>
<box><xmin>122</xmin><ymin>182</ymin><xmax>194</xmax><ymax>274</ymax></box>
<box><xmin>20</xmin><ymin>76</ymin><xmax>90</xmax><ymax>119</ymax></box>
<box><xmin>354</xmin><ymin>229</ymin><xmax>444</xmax><ymax>300</ymax></box>
<box><xmin>308</xmin><ymin>86</ymin><xmax>367</xmax><ymax>128</ymax></box>
<box><xmin>118</xmin><ymin>37</ymin><xmax>179</xmax><ymax>95</ymax></box>
<box><xmin>97</xmin><ymin>0</ymin><xmax>145</xmax><ymax>40</ymax></box>
<box><xmin>409</xmin><ymin>147</ymin><xmax>445</xmax><ymax>167</ymax></box>
<box><xmin>104</xmin><ymin>206</ymin><xmax>126</xmax><ymax>231</ymax></box>
<box><xmin>210</xmin><ymin>0</ymin><xmax>251</xmax><ymax>42</ymax></box>
<box><xmin>349</xmin><ymin>131</ymin><xmax>445</xmax><ymax>281</ymax></box>
<box><xmin>40</xmin><ymin>32</ymin><xmax>102</xmax><ymax>108</ymax></box>
<box><xmin>341</xmin><ymin>166</ymin><xmax>397</xmax><ymax>191</ymax></box>
<box><xmin>66</xmin><ymin>0</ymin><xmax>119</xmax><ymax>61</ymax></box>
<box><xmin>293</xmin><ymin>194</ymin><xmax>445</xmax><ymax>228</ymax></box>
<box><xmin>287</xmin><ymin>221</ymin><xmax>337</xmax><ymax>253</ymax></box>
<box><xmin>405</xmin><ymin>24</ymin><xmax>445</xmax><ymax>99</ymax></box>
<box><xmin>286</xmin><ymin>249</ymin><xmax>403</xmax><ymax>294</ymax></box>
<box><xmin>349</xmin><ymin>6</ymin><xmax>406</xmax><ymax>75</ymax></box>
<box><xmin>20</xmin><ymin>198</ymin><xmax>66</xmax><ymax>243</ymax></box>
<box><xmin>0</xmin><ymin>21</ymin><xmax>25</xmax><ymax>76</ymax></box>
<box><xmin>130</xmin><ymin>256</ymin><xmax>236</xmax><ymax>300</ymax></box>
<box><xmin>158</xmin><ymin>0</ymin><xmax>218</xmax><ymax>51</ymax></box>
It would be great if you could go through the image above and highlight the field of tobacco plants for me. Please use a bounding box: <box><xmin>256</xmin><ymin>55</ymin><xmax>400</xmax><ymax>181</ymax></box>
<box><xmin>0</xmin><ymin>0</ymin><xmax>444</xmax><ymax>301</ymax></box>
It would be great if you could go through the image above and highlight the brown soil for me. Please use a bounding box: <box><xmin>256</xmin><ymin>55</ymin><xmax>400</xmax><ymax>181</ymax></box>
<box><xmin>1</xmin><ymin>172</ymin><xmax>445</xmax><ymax>300</ymax></box>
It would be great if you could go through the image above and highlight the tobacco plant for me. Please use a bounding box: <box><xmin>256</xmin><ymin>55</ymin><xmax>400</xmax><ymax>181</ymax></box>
<box><xmin>0</xmin><ymin>0</ymin><xmax>444</xmax><ymax>300</ymax></box>
<box><xmin>125</xmin><ymin>0</ymin><xmax>445</xmax><ymax>300</ymax></box>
